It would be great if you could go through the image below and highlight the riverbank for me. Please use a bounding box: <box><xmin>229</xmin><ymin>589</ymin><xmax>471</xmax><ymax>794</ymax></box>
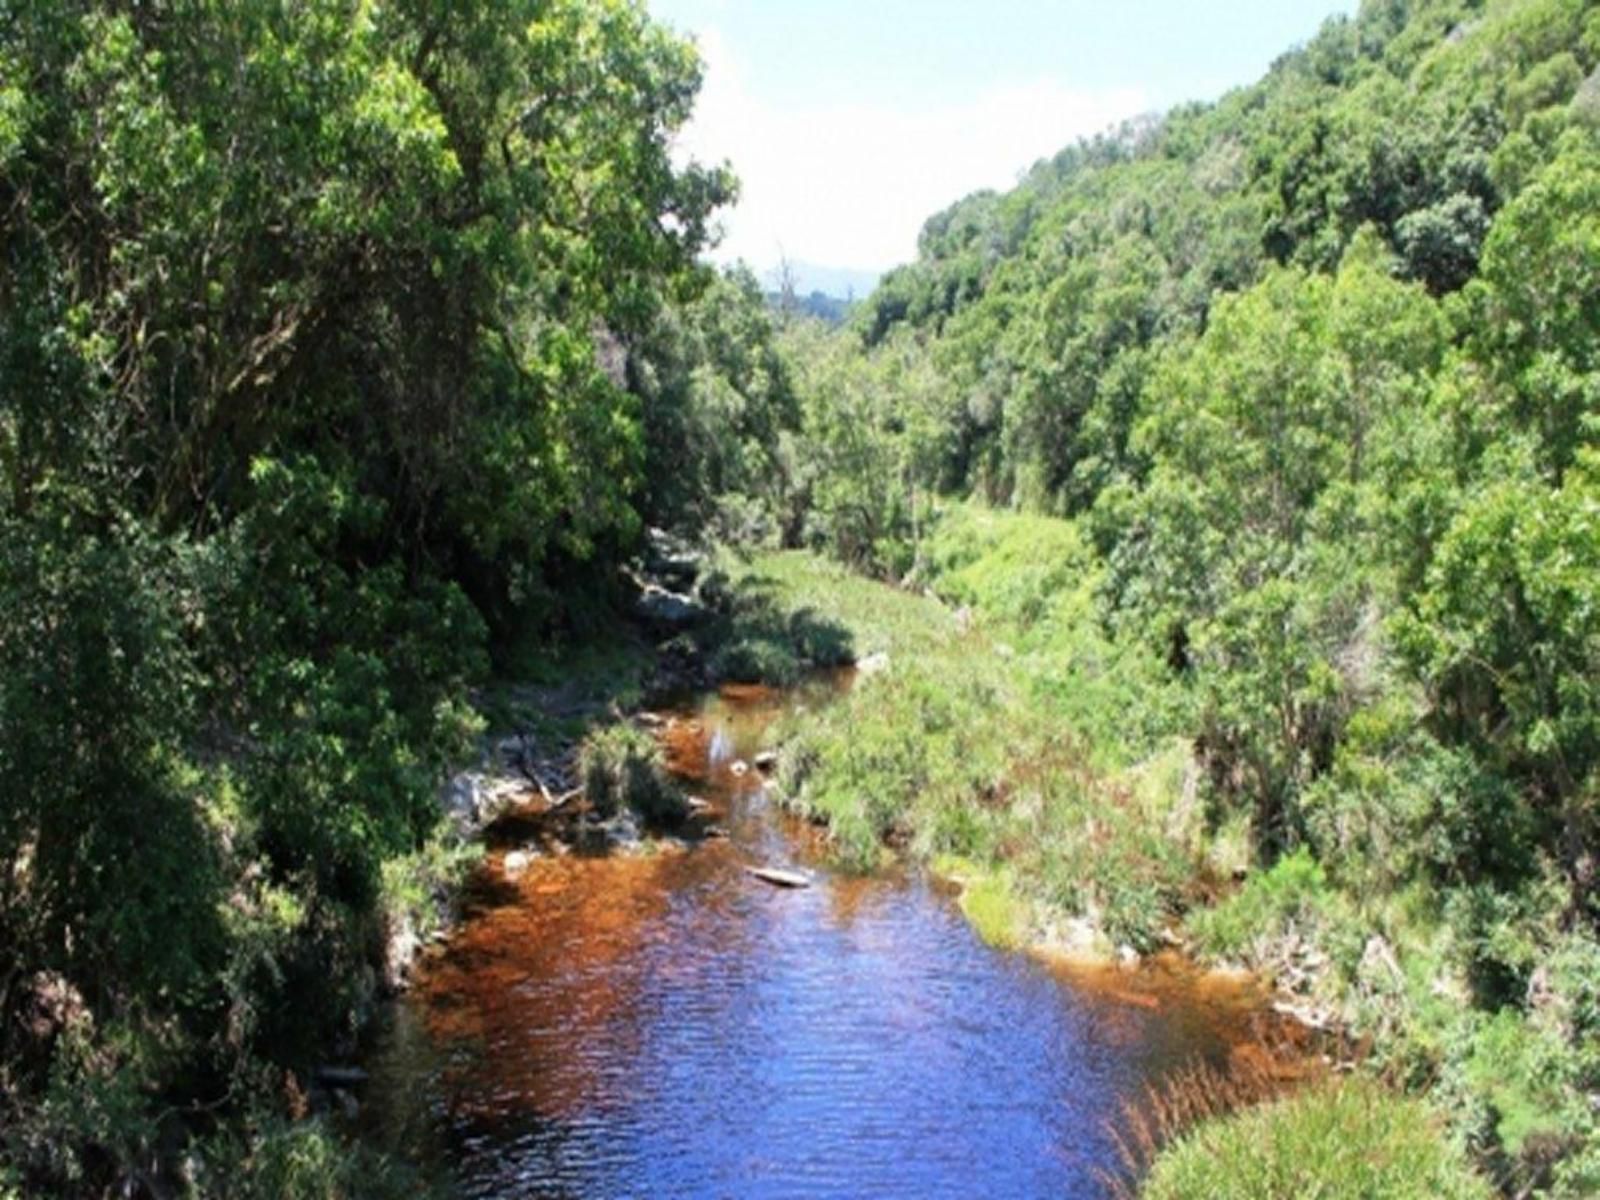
<box><xmin>703</xmin><ymin>518</ymin><xmax>1539</xmax><ymax>1199</ymax></box>
<box><xmin>377</xmin><ymin>517</ymin><xmax>1561</xmax><ymax>1199</ymax></box>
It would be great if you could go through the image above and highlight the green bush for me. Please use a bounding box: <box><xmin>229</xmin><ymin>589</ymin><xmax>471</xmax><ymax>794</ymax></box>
<box><xmin>201</xmin><ymin>1112</ymin><xmax>435</xmax><ymax>1200</ymax></box>
<box><xmin>709</xmin><ymin>637</ymin><xmax>802</xmax><ymax>686</ymax></box>
<box><xmin>1140</xmin><ymin>1078</ymin><xmax>1492</xmax><ymax>1200</ymax></box>
<box><xmin>1188</xmin><ymin>849</ymin><xmax>1334</xmax><ymax>961</ymax></box>
<box><xmin>579</xmin><ymin>725</ymin><xmax>686</xmax><ymax>824</ymax></box>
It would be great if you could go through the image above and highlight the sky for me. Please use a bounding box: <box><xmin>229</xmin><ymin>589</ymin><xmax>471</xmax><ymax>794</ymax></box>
<box><xmin>649</xmin><ymin>0</ymin><xmax>1360</xmax><ymax>286</ymax></box>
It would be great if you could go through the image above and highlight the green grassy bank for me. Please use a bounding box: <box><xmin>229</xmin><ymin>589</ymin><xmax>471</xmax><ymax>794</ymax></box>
<box><xmin>719</xmin><ymin>502</ymin><xmax>1596</xmax><ymax>1199</ymax></box>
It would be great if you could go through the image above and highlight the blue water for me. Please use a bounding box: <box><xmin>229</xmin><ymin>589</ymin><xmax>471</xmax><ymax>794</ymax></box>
<box><xmin>362</xmin><ymin>682</ymin><xmax>1262</xmax><ymax>1199</ymax></box>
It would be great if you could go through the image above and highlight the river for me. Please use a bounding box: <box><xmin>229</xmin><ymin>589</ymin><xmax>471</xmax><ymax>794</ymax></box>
<box><xmin>360</xmin><ymin>673</ymin><xmax>1282</xmax><ymax>1199</ymax></box>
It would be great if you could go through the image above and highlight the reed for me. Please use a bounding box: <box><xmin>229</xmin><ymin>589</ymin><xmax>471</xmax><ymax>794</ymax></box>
<box><xmin>1100</xmin><ymin>1033</ymin><xmax>1315</xmax><ymax>1199</ymax></box>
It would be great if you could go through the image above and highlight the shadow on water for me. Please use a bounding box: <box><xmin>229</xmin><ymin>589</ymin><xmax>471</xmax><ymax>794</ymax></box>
<box><xmin>360</xmin><ymin>674</ymin><xmax>1293</xmax><ymax>1200</ymax></box>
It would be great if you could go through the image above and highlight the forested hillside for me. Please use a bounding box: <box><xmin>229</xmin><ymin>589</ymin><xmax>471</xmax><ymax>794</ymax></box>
<box><xmin>0</xmin><ymin>2</ymin><xmax>776</xmax><ymax>1194</ymax></box>
<box><xmin>710</xmin><ymin>1</ymin><xmax>1600</xmax><ymax>1195</ymax></box>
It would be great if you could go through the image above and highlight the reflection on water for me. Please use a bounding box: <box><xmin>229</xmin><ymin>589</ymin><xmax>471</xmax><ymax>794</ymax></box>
<box><xmin>362</xmin><ymin>675</ymin><xmax>1278</xmax><ymax>1199</ymax></box>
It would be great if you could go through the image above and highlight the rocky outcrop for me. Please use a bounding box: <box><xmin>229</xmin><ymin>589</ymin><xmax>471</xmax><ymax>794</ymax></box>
<box><xmin>636</xmin><ymin>582</ymin><xmax>708</xmax><ymax>629</ymax></box>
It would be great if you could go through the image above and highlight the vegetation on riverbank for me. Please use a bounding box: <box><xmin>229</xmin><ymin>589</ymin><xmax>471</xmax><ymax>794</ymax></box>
<box><xmin>1138</xmin><ymin>1078</ymin><xmax>1492</xmax><ymax>1200</ymax></box>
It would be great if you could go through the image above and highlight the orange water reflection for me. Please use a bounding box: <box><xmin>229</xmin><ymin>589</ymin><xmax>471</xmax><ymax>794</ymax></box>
<box><xmin>385</xmin><ymin>676</ymin><xmax>1310</xmax><ymax>1198</ymax></box>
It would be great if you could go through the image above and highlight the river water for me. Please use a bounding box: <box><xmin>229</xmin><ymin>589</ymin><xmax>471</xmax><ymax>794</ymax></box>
<box><xmin>362</xmin><ymin>674</ymin><xmax>1279</xmax><ymax>1199</ymax></box>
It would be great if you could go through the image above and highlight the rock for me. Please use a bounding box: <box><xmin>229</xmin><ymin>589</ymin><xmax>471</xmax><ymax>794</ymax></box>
<box><xmin>746</xmin><ymin>865</ymin><xmax>812</xmax><ymax>889</ymax></box>
<box><xmin>604</xmin><ymin>810</ymin><xmax>643</xmax><ymax>849</ymax></box>
<box><xmin>645</xmin><ymin>527</ymin><xmax>703</xmax><ymax>589</ymax></box>
<box><xmin>955</xmin><ymin>605</ymin><xmax>974</xmax><ymax>632</ymax></box>
<box><xmin>494</xmin><ymin>735</ymin><xmax>529</xmax><ymax>769</ymax></box>
<box><xmin>382</xmin><ymin>913</ymin><xmax>420</xmax><ymax>993</ymax></box>
<box><xmin>1051</xmin><ymin>917</ymin><xmax>1105</xmax><ymax>958</ymax></box>
<box><xmin>636</xmin><ymin>583</ymin><xmax>706</xmax><ymax>628</ymax></box>
<box><xmin>729</xmin><ymin>760</ymin><xmax>749</xmax><ymax>777</ymax></box>
<box><xmin>441</xmin><ymin>771</ymin><xmax>485</xmax><ymax>828</ymax></box>
<box><xmin>685</xmin><ymin>796</ymin><xmax>714</xmax><ymax>814</ymax></box>
<box><xmin>333</xmin><ymin>1088</ymin><xmax>360</xmax><ymax>1121</ymax></box>
<box><xmin>704</xmin><ymin>825</ymin><xmax>730</xmax><ymax>840</ymax></box>
<box><xmin>856</xmin><ymin>650</ymin><xmax>890</xmax><ymax>676</ymax></box>
<box><xmin>1271</xmin><ymin>999</ymin><xmax>1332</xmax><ymax>1030</ymax></box>
<box><xmin>1117</xmin><ymin>944</ymin><xmax>1141</xmax><ymax>967</ymax></box>
<box><xmin>753</xmin><ymin>750</ymin><xmax>779</xmax><ymax>771</ymax></box>
<box><xmin>440</xmin><ymin>769</ymin><xmax>526</xmax><ymax>833</ymax></box>
<box><xmin>504</xmin><ymin>850</ymin><xmax>532</xmax><ymax>878</ymax></box>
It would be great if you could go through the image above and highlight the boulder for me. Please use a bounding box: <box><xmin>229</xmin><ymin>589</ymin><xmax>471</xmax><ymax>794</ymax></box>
<box><xmin>382</xmin><ymin>913</ymin><xmax>420</xmax><ymax>993</ymax></box>
<box><xmin>636</xmin><ymin>583</ymin><xmax>707</xmax><ymax>629</ymax></box>
<box><xmin>644</xmin><ymin>527</ymin><xmax>703</xmax><ymax>590</ymax></box>
<box><xmin>441</xmin><ymin>771</ymin><xmax>483</xmax><ymax>827</ymax></box>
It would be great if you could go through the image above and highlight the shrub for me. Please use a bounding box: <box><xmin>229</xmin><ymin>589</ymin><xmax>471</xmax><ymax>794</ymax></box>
<box><xmin>1139</xmin><ymin>1078</ymin><xmax>1492</xmax><ymax>1200</ymax></box>
<box><xmin>709</xmin><ymin>637</ymin><xmax>801</xmax><ymax>685</ymax></box>
<box><xmin>579</xmin><ymin>725</ymin><xmax>685</xmax><ymax>824</ymax></box>
<box><xmin>1188</xmin><ymin>849</ymin><xmax>1333</xmax><ymax>961</ymax></box>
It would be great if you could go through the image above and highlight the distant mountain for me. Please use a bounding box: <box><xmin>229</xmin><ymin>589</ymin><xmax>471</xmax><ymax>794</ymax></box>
<box><xmin>761</xmin><ymin>260</ymin><xmax>882</xmax><ymax>303</ymax></box>
<box><xmin>763</xmin><ymin>289</ymin><xmax>855</xmax><ymax>325</ymax></box>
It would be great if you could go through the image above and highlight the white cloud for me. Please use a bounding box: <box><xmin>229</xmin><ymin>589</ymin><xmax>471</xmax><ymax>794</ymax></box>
<box><xmin>674</xmin><ymin>28</ymin><xmax>1148</xmax><ymax>273</ymax></box>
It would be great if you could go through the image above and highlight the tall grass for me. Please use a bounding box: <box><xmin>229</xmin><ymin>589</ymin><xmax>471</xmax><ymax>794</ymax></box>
<box><xmin>1102</xmin><ymin>1051</ymin><xmax>1303</xmax><ymax>1199</ymax></box>
<box><xmin>578</xmin><ymin>725</ymin><xmax>686</xmax><ymax>824</ymax></box>
<box><xmin>1131</xmin><ymin>1077</ymin><xmax>1492</xmax><ymax>1200</ymax></box>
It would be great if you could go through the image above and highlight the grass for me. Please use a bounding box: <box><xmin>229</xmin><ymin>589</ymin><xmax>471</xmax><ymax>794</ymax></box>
<box><xmin>478</xmin><ymin>626</ymin><xmax>657</xmax><ymax>743</ymax></box>
<box><xmin>933</xmin><ymin>857</ymin><xmax>1029</xmax><ymax>949</ymax></box>
<box><xmin>711</xmin><ymin>546</ymin><xmax>956</xmax><ymax>668</ymax></box>
<box><xmin>1136</xmin><ymin>1078</ymin><xmax>1492</xmax><ymax>1200</ymax></box>
<box><xmin>732</xmin><ymin>529</ymin><xmax>1202</xmax><ymax>954</ymax></box>
<box><xmin>1187</xmin><ymin>849</ymin><xmax>1336</xmax><ymax>962</ymax></box>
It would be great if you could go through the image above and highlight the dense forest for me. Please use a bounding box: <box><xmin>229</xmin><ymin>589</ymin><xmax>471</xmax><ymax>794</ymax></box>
<box><xmin>2</xmin><ymin>0</ymin><xmax>1598</xmax><ymax>1196</ymax></box>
